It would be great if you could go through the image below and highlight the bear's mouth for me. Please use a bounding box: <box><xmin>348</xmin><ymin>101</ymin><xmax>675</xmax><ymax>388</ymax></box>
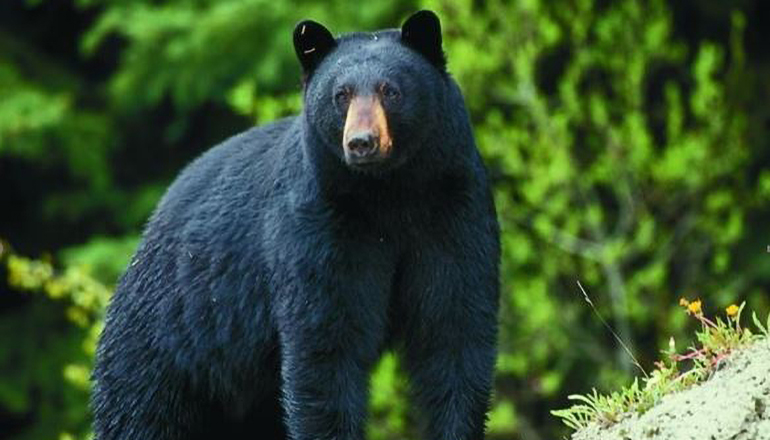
<box><xmin>346</xmin><ymin>157</ymin><xmax>390</xmax><ymax>175</ymax></box>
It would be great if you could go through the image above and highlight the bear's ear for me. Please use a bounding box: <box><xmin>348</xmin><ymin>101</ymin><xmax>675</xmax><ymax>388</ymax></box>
<box><xmin>293</xmin><ymin>20</ymin><xmax>336</xmax><ymax>75</ymax></box>
<box><xmin>401</xmin><ymin>10</ymin><xmax>446</xmax><ymax>71</ymax></box>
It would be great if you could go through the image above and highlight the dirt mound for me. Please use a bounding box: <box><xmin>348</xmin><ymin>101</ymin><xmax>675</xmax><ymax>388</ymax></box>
<box><xmin>571</xmin><ymin>341</ymin><xmax>770</xmax><ymax>440</ymax></box>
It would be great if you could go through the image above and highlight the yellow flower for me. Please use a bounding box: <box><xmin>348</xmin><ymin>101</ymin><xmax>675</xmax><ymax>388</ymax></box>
<box><xmin>679</xmin><ymin>298</ymin><xmax>690</xmax><ymax>307</ymax></box>
<box><xmin>725</xmin><ymin>304</ymin><xmax>740</xmax><ymax>317</ymax></box>
<box><xmin>687</xmin><ymin>299</ymin><xmax>702</xmax><ymax>315</ymax></box>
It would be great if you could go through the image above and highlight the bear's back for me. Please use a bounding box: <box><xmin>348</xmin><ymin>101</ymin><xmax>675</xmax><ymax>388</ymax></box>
<box><xmin>148</xmin><ymin>116</ymin><xmax>298</xmax><ymax>231</ymax></box>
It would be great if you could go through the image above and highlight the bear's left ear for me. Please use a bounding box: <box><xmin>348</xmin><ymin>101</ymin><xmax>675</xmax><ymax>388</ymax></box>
<box><xmin>294</xmin><ymin>20</ymin><xmax>337</xmax><ymax>75</ymax></box>
<box><xmin>401</xmin><ymin>10</ymin><xmax>446</xmax><ymax>71</ymax></box>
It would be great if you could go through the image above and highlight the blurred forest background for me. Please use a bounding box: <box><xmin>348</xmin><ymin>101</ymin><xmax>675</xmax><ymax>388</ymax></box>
<box><xmin>1</xmin><ymin>0</ymin><xmax>769</xmax><ymax>439</ymax></box>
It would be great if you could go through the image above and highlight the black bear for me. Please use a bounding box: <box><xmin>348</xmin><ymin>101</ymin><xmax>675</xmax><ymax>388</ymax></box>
<box><xmin>91</xmin><ymin>10</ymin><xmax>499</xmax><ymax>440</ymax></box>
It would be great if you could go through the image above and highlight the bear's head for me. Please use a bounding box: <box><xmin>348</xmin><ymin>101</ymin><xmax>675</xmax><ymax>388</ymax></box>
<box><xmin>293</xmin><ymin>11</ymin><xmax>449</xmax><ymax>175</ymax></box>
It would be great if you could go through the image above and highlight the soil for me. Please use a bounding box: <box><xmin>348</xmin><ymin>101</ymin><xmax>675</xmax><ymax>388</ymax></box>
<box><xmin>571</xmin><ymin>340</ymin><xmax>770</xmax><ymax>440</ymax></box>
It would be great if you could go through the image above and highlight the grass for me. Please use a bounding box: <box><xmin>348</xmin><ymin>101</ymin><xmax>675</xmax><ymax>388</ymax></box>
<box><xmin>551</xmin><ymin>296</ymin><xmax>770</xmax><ymax>432</ymax></box>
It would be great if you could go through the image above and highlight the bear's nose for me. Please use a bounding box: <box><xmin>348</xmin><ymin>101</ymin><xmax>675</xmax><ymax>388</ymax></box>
<box><xmin>346</xmin><ymin>132</ymin><xmax>378</xmax><ymax>158</ymax></box>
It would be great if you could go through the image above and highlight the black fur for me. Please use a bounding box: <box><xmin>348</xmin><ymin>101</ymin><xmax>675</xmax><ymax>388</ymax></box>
<box><xmin>91</xmin><ymin>10</ymin><xmax>499</xmax><ymax>440</ymax></box>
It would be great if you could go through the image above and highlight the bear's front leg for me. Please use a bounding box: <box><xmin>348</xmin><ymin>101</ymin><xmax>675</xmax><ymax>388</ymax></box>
<box><xmin>273</xmin><ymin>239</ymin><xmax>392</xmax><ymax>440</ymax></box>
<box><xmin>401</xmin><ymin>232</ymin><xmax>500</xmax><ymax>440</ymax></box>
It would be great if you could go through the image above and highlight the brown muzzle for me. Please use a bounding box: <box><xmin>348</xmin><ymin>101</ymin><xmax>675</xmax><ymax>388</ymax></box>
<box><xmin>342</xmin><ymin>96</ymin><xmax>392</xmax><ymax>165</ymax></box>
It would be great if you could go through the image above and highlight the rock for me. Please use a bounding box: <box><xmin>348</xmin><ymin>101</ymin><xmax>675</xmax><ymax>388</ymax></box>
<box><xmin>572</xmin><ymin>341</ymin><xmax>770</xmax><ymax>440</ymax></box>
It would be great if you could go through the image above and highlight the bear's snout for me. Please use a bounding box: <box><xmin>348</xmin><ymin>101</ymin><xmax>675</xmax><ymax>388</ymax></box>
<box><xmin>342</xmin><ymin>95</ymin><xmax>392</xmax><ymax>166</ymax></box>
<box><xmin>346</xmin><ymin>132</ymin><xmax>378</xmax><ymax>158</ymax></box>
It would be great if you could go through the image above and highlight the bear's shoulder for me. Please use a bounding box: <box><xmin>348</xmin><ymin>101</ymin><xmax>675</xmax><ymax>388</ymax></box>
<box><xmin>150</xmin><ymin>116</ymin><xmax>299</xmax><ymax>225</ymax></box>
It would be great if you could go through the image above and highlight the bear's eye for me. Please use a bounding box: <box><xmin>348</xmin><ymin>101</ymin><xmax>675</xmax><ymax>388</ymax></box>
<box><xmin>379</xmin><ymin>83</ymin><xmax>401</xmax><ymax>102</ymax></box>
<box><xmin>334</xmin><ymin>88</ymin><xmax>352</xmax><ymax>108</ymax></box>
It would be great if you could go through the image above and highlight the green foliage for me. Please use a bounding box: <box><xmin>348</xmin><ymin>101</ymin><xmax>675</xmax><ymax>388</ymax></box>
<box><xmin>1</xmin><ymin>247</ymin><xmax>109</xmax><ymax>439</ymax></box>
<box><xmin>1</xmin><ymin>0</ymin><xmax>769</xmax><ymax>439</ymax></box>
<box><xmin>0</xmin><ymin>63</ymin><xmax>68</xmax><ymax>156</ymax></box>
<box><xmin>367</xmin><ymin>353</ymin><xmax>413</xmax><ymax>440</ymax></box>
<box><xmin>7</xmin><ymin>254</ymin><xmax>110</xmax><ymax>326</ymax></box>
<box><xmin>81</xmin><ymin>0</ymin><xmax>410</xmax><ymax>114</ymax></box>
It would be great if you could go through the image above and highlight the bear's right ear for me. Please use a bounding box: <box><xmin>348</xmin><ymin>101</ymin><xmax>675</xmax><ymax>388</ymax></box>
<box><xmin>293</xmin><ymin>20</ymin><xmax>336</xmax><ymax>75</ymax></box>
<box><xmin>401</xmin><ymin>10</ymin><xmax>446</xmax><ymax>71</ymax></box>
